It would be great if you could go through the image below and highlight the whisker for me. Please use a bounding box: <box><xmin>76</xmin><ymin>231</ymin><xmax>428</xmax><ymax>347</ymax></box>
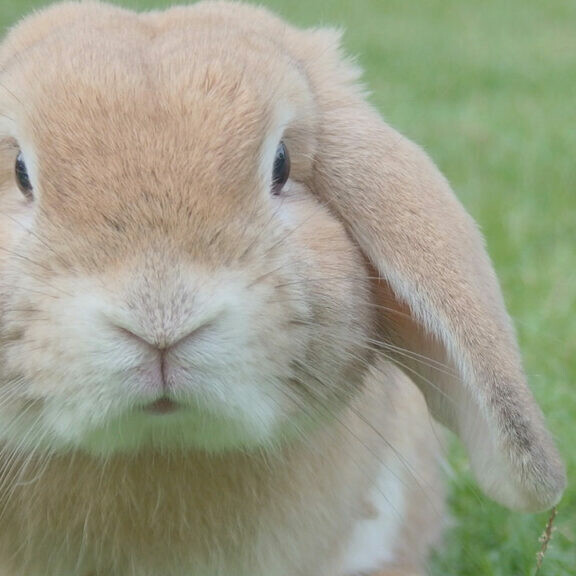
<box><xmin>282</xmin><ymin>315</ymin><xmax>456</xmax><ymax>378</ymax></box>
<box><xmin>273</xmin><ymin>274</ymin><xmax>385</xmax><ymax>289</ymax></box>
<box><xmin>238</xmin><ymin>195</ymin><xmax>289</xmax><ymax>263</ymax></box>
<box><xmin>0</xmin><ymin>283</ymin><xmax>63</xmax><ymax>300</ymax></box>
<box><xmin>260</xmin><ymin>197</ymin><xmax>333</xmax><ymax>256</ymax></box>
<box><xmin>3</xmin><ymin>213</ymin><xmax>73</xmax><ymax>272</ymax></box>
<box><xmin>367</xmin><ymin>338</ymin><xmax>457</xmax><ymax>376</ymax></box>
<box><xmin>290</xmin><ymin>359</ymin><xmax>444</xmax><ymax>518</ymax></box>
<box><xmin>0</xmin><ymin>400</ymin><xmax>45</xmax><ymax>494</ymax></box>
<box><xmin>271</xmin><ymin>376</ymin><xmax>409</xmax><ymax>520</ymax></box>
<box><xmin>0</xmin><ymin>246</ymin><xmax>55</xmax><ymax>274</ymax></box>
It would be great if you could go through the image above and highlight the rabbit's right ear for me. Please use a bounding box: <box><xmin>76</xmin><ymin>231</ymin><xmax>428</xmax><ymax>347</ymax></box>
<box><xmin>289</xmin><ymin>29</ymin><xmax>565</xmax><ymax>512</ymax></box>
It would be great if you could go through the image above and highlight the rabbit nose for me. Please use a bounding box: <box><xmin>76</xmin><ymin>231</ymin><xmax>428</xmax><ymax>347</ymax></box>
<box><xmin>113</xmin><ymin>318</ymin><xmax>213</xmax><ymax>351</ymax></box>
<box><xmin>104</xmin><ymin>263</ymin><xmax>224</xmax><ymax>353</ymax></box>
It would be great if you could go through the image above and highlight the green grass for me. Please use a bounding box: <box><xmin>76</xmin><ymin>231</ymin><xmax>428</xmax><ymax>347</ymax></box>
<box><xmin>1</xmin><ymin>0</ymin><xmax>574</xmax><ymax>574</ymax></box>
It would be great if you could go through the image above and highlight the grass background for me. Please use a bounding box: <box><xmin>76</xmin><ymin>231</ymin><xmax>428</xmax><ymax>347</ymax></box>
<box><xmin>1</xmin><ymin>0</ymin><xmax>574</xmax><ymax>574</ymax></box>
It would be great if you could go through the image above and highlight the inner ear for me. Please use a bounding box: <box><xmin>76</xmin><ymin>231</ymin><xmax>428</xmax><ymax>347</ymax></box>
<box><xmin>368</xmin><ymin>268</ymin><xmax>565</xmax><ymax>512</ymax></box>
<box><xmin>370</xmin><ymin>270</ymin><xmax>460</xmax><ymax>431</ymax></box>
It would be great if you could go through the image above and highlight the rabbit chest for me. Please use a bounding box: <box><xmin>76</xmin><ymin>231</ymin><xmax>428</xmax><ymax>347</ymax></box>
<box><xmin>0</xmin><ymin>385</ymin><xmax>417</xmax><ymax>576</ymax></box>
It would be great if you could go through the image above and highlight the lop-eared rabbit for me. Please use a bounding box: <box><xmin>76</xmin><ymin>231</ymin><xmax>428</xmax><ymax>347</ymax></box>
<box><xmin>0</xmin><ymin>2</ymin><xmax>565</xmax><ymax>575</ymax></box>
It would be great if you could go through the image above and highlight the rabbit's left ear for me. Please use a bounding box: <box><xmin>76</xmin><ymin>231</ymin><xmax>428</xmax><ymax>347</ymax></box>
<box><xmin>293</xmin><ymin>29</ymin><xmax>565</xmax><ymax>512</ymax></box>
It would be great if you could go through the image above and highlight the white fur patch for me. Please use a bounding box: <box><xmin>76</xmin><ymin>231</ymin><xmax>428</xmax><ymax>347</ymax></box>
<box><xmin>338</xmin><ymin>460</ymin><xmax>405</xmax><ymax>575</ymax></box>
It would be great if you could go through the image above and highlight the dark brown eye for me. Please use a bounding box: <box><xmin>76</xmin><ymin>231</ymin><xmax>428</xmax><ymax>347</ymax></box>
<box><xmin>271</xmin><ymin>141</ymin><xmax>290</xmax><ymax>195</ymax></box>
<box><xmin>15</xmin><ymin>151</ymin><xmax>33</xmax><ymax>200</ymax></box>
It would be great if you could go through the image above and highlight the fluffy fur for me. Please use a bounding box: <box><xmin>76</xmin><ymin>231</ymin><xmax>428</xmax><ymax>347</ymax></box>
<box><xmin>0</xmin><ymin>2</ymin><xmax>565</xmax><ymax>575</ymax></box>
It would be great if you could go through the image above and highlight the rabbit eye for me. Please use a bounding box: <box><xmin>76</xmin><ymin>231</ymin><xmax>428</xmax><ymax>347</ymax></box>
<box><xmin>15</xmin><ymin>152</ymin><xmax>33</xmax><ymax>200</ymax></box>
<box><xmin>271</xmin><ymin>141</ymin><xmax>290</xmax><ymax>195</ymax></box>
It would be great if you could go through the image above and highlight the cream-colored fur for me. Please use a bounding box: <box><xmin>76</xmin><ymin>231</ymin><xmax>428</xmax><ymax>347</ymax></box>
<box><xmin>0</xmin><ymin>2</ymin><xmax>565</xmax><ymax>575</ymax></box>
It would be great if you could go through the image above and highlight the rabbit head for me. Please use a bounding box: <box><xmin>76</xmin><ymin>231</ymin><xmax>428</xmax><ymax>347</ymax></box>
<box><xmin>0</xmin><ymin>1</ymin><xmax>565</xmax><ymax>517</ymax></box>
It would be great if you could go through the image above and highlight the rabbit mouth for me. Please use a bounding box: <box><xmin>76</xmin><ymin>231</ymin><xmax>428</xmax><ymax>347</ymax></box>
<box><xmin>142</xmin><ymin>397</ymin><xmax>181</xmax><ymax>415</ymax></box>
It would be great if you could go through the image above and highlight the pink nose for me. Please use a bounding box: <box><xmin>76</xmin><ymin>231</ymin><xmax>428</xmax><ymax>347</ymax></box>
<box><xmin>115</xmin><ymin>320</ymin><xmax>211</xmax><ymax>351</ymax></box>
<box><xmin>112</xmin><ymin>319</ymin><xmax>214</xmax><ymax>404</ymax></box>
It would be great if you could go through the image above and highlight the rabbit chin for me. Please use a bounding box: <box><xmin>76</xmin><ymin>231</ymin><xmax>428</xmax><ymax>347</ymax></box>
<box><xmin>1</xmin><ymin>393</ymin><xmax>295</xmax><ymax>457</ymax></box>
<box><xmin>77</xmin><ymin>409</ymin><xmax>285</xmax><ymax>455</ymax></box>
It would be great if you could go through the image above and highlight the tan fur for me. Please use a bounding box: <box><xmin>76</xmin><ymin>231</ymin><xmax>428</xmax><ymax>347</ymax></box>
<box><xmin>0</xmin><ymin>2</ymin><xmax>565</xmax><ymax>575</ymax></box>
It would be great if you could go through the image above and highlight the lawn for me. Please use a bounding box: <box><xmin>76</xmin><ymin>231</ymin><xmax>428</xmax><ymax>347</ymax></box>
<box><xmin>1</xmin><ymin>0</ymin><xmax>574</xmax><ymax>574</ymax></box>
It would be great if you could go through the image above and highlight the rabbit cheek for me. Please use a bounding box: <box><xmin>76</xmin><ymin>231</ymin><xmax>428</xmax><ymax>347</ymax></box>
<box><xmin>269</xmin><ymin>193</ymin><xmax>376</xmax><ymax>416</ymax></box>
<box><xmin>0</xmin><ymin>264</ymin><xmax>313</xmax><ymax>455</ymax></box>
<box><xmin>0</xmin><ymin>241</ymin><xmax>373</xmax><ymax>459</ymax></box>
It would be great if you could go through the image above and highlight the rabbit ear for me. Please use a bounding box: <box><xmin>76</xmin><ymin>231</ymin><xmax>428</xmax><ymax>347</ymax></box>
<box><xmin>295</xmin><ymin>30</ymin><xmax>565</xmax><ymax>512</ymax></box>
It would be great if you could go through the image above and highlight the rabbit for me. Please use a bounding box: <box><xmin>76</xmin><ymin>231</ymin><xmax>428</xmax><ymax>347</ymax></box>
<box><xmin>0</xmin><ymin>1</ymin><xmax>566</xmax><ymax>575</ymax></box>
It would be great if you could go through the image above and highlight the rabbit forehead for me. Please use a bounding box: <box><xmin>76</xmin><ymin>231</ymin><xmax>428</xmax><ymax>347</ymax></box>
<box><xmin>0</xmin><ymin>4</ymin><xmax>314</xmax><ymax>249</ymax></box>
<box><xmin>0</xmin><ymin>2</ymin><xmax>313</xmax><ymax>168</ymax></box>
<box><xmin>5</xmin><ymin>9</ymin><xmax>306</xmax><ymax>141</ymax></box>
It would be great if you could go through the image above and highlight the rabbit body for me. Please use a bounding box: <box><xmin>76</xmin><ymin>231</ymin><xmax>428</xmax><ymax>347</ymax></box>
<box><xmin>0</xmin><ymin>2</ymin><xmax>564</xmax><ymax>575</ymax></box>
<box><xmin>0</xmin><ymin>366</ymin><xmax>443</xmax><ymax>576</ymax></box>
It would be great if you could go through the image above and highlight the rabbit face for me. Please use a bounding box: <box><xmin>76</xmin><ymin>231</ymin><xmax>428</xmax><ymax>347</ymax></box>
<box><xmin>0</xmin><ymin>0</ymin><xmax>564</xmax><ymax>514</ymax></box>
<box><xmin>0</xmin><ymin>19</ymin><xmax>373</xmax><ymax>455</ymax></box>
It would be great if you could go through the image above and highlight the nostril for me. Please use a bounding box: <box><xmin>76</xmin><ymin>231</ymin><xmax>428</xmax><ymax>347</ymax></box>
<box><xmin>158</xmin><ymin>319</ymin><xmax>214</xmax><ymax>350</ymax></box>
<box><xmin>113</xmin><ymin>324</ymin><xmax>158</xmax><ymax>349</ymax></box>
<box><xmin>110</xmin><ymin>317</ymin><xmax>215</xmax><ymax>351</ymax></box>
